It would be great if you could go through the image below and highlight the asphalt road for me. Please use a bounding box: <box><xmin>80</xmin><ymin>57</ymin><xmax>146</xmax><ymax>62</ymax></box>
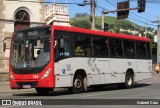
<box><xmin>0</xmin><ymin>76</ymin><xmax>160</xmax><ymax>108</ymax></box>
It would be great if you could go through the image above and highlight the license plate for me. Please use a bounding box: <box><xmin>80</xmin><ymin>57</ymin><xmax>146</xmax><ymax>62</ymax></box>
<box><xmin>23</xmin><ymin>84</ymin><xmax>31</xmax><ymax>89</ymax></box>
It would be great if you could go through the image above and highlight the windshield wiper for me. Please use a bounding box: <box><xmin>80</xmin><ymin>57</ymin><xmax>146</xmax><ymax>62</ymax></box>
<box><xmin>13</xmin><ymin>67</ymin><xmax>43</xmax><ymax>71</ymax></box>
<box><xmin>13</xmin><ymin>68</ymin><xmax>32</xmax><ymax>71</ymax></box>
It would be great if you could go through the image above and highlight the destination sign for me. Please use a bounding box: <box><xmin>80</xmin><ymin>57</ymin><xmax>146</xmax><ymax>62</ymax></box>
<box><xmin>14</xmin><ymin>27</ymin><xmax>51</xmax><ymax>40</ymax></box>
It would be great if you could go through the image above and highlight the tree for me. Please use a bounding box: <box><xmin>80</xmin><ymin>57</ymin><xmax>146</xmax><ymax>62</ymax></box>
<box><xmin>71</xmin><ymin>20</ymin><xmax>90</xmax><ymax>29</ymax></box>
<box><xmin>74</xmin><ymin>13</ymin><xmax>89</xmax><ymax>18</ymax></box>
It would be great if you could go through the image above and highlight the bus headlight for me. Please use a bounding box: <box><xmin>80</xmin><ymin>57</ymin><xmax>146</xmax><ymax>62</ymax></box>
<box><xmin>9</xmin><ymin>72</ymin><xmax>14</xmax><ymax>80</ymax></box>
<box><xmin>41</xmin><ymin>68</ymin><xmax>51</xmax><ymax>79</ymax></box>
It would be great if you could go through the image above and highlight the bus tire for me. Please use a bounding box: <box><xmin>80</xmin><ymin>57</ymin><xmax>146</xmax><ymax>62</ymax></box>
<box><xmin>125</xmin><ymin>72</ymin><xmax>134</xmax><ymax>88</ymax></box>
<box><xmin>36</xmin><ymin>88</ymin><xmax>50</xmax><ymax>95</ymax></box>
<box><xmin>118</xmin><ymin>72</ymin><xmax>134</xmax><ymax>89</ymax></box>
<box><xmin>70</xmin><ymin>75</ymin><xmax>84</xmax><ymax>94</ymax></box>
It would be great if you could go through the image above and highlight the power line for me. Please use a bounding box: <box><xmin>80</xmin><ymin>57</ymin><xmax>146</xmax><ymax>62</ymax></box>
<box><xmin>96</xmin><ymin>5</ymin><xmax>157</xmax><ymax>27</ymax></box>
<box><xmin>119</xmin><ymin>0</ymin><xmax>159</xmax><ymax>21</ymax></box>
<box><xmin>115</xmin><ymin>0</ymin><xmax>153</xmax><ymax>22</ymax></box>
<box><xmin>105</xmin><ymin>0</ymin><xmax>116</xmax><ymax>7</ymax></box>
<box><xmin>104</xmin><ymin>0</ymin><xmax>157</xmax><ymax>28</ymax></box>
<box><xmin>130</xmin><ymin>0</ymin><xmax>160</xmax><ymax>4</ymax></box>
<box><xmin>128</xmin><ymin>18</ymin><xmax>157</xmax><ymax>27</ymax></box>
<box><xmin>6</xmin><ymin>0</ymin><xmax>79</xmax><ymax>4</ymax></box>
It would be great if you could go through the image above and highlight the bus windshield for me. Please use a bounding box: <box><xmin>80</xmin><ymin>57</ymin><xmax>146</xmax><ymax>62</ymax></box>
<box><xmin>11</xmin><ymin>27</ymin><xmax>51</xmax><ymax>69</ymax></box>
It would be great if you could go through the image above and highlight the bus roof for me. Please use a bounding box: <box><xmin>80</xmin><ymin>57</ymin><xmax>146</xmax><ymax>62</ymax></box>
<box><xmin>53</xmin><ymin>26</ymin><xmax>150</xmax><ymax>42</ymax></box>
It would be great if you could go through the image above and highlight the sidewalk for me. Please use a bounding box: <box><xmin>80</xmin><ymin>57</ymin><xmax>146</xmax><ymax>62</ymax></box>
<box><xmin>0</xmin><ymin>73</ymin><xmax>9</xmax><ymax>82</ymax></box>
<box><xmin>0</xmin><ymin>82</ymin><xmax>35</xmax><ymax>94</ymax></box>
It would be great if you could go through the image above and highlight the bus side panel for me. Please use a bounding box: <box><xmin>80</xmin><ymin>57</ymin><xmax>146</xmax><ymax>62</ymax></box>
<box><xmin>135</xmin><ymin>60</ymin><xmax>152</xmax><ymax>81</ymax></box>
<box><xmin>71</xmin><ymin>58</ymin><xmax>100</xmax><ymax>86</ymax></box>
<box><xmin>107</xmin><ymin>59</ymin><xmax>137</xmax><ymax>84</ymax></box>
<box><xmin>121</xmin><ymin>59</ymin><xmax>137</xmax><ymax>83</ymax></box>
<box><xmin>54</xmin><ymin>59</ymin><xmax>73</xmax><ymax>87</ymax></box>
<box><xmin>54</xmin><ymin>58</ymin><xmax>152</xmax><ymax>88</ymax></box>
<box><xmin>55</xmin><ymin>75</ymin><xmax>73</xmax><ymax>87</ymax></box>
<box><xmin>54</xmin><ymin>58</ymin><xmax>100</xmax><ymax>87</ymax></box>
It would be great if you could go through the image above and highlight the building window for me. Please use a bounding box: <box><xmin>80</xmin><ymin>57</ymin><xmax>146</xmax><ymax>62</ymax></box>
<box><xmin>15</xmin><ymin>10</ymin><xmax>30</xmax><ymax>21</ymax></box>
<box><xmin>14</xmin><ymin>10</ymin><xmax>30</xmax><ymax>30</ymax></box>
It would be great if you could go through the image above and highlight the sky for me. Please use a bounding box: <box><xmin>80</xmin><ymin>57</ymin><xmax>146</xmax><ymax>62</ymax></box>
<box><xmin>46</xmin><ymin>0</ymin><xmax>160</xmax><ymax>30</ymax></box>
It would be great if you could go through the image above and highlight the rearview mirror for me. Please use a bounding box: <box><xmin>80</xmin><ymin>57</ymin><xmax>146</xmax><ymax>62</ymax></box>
<box><xmin>54</xmin><ymin>40</ymin><xmax>58</xmax><ymax>48</ymax></box>
<box><xmin>3</xmin><ymin>38</ymin><xmax>6</xmax><ymax>52</ymax></box>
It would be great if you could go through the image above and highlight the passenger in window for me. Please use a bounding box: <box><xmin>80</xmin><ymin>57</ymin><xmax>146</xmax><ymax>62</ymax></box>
<box><xmin>83</xmin><ymin>47</ymin><xmax>91</xmax><ymax>56</ymax></box>
<box><xmin>113</xmin><ymin>48</ymin><xmax>118</xmax><ymax>56</ymax></box>
<box><xmin>75</xmin><ymin>46</ymin><xmax>83</xmax><ymax>56</ymax></box>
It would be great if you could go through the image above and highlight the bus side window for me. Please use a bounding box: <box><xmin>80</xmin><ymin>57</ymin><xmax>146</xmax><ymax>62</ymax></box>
<box><xmin>74</xmin><ymin>34</ymin><xmax>91</xmax><ymax>57</ymax></box>
<box><xmin>82</xmin><ymin>47</ymin><xmax>91</xmax><ymax>56</ymax></box>
<box><xmin>75</xmin><ymin>46</ymin><xmax>83</xmax><ymax>56</ymax></box>
<box><xmin>62</xmin><ymin>39</ymin><xmax>70</xmax><ymax>56</ymax></box>
<box><xmin>109</xmin><ymin>38</ymin><xmax>122</xmax><ymax>57</ymax></box>
<box><xmin>123</xmin><ymin>40</ymin><xmax>135</xmax><ymax>58</ymax></box>
<box><xmin>136</xmin><ymin>42</ymin><xmax>147</xmax><ymax>58</ymax></box>
<box><xmin>93</xmin><ymin>37</ymin><xmax>108</xmax><ymax>57</ymax></box>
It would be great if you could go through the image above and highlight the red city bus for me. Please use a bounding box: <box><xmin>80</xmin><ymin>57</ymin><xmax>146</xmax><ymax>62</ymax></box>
<box><xmin>9</xmin><ymin>25</ymin><xmax>152</xmax><ymax>95</ymax></box>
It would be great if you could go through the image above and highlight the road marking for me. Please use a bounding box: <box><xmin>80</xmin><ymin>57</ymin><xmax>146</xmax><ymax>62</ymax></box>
<box><xmin>82</xmin><ymin>93</ymin><xmax>107</xmax><ymax>97</ymax></box>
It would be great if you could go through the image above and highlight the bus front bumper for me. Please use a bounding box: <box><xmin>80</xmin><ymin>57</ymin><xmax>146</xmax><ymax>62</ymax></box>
<box><xmin>10</xmin><ymin>76</ymin><xmax>54</xmax><ymax>89</ymax></box>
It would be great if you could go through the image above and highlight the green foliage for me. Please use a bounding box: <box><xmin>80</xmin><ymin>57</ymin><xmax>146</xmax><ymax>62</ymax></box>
<box><xmin>71</xmin><ymin>19</ymin><xmax>90</xmax><ymax>29</ymax></box>
<box><xmin>146</xmin><ymin>33</ymin><xmax>157</xmax><ymax>54</ymax></box>
<box><xmin>74</xmin><ymin>12</ymin><xmax>89</xmax><ymax>18</ymax></box>
<box><xmin>71</xmin><ymin>15</ymin><xmax>139</xmax><ymax>31</ymax></box>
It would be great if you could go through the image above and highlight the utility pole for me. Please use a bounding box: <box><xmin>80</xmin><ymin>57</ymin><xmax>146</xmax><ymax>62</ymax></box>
<box><xmin>102</xmin><ymin>10</ymin><xmax>105</xmax><ymax>30</ymax></box>
<box><xmin>90</xmin><ymin>0</ymin><xmax>96</xmax><ymax>30</ymax></box>
<box><xmin>144</xmin><ymin>23</ymin><xmax>148</xmax><ymax>38</ymax></box>
<box><xmin>78</xmin><ymin>0</ymin><xmax>96</xmax><ymax>30</ymax></box>
<box><xmin>157</xmin><ymin>16</ymin><xmax>160</xmax><ymax>63</ymax></box>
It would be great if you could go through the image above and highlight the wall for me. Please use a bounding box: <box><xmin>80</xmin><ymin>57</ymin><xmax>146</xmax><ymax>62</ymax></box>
<box><xmin>0</xmin><ymin>0</ymin><xmax>45</xmax><ymax>74</ymax></box>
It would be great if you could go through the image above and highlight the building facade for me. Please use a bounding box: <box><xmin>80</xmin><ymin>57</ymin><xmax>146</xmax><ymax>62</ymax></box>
<box><xmin>45</xmin><ymin>3</ymin><xmax>70</xmax><ymax>26</ymax></box>
<box><xmin>0</xmin><ymin>0</ymin><xmax>45</xmax><ymax>73</ymax></box>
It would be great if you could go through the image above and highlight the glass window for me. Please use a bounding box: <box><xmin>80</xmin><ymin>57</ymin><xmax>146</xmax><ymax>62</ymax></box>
<box><xmin>109</xmin><ymin>38</ymin><xmax>123</xmax><ymax>57</ymax></box>
<box><xmin>123</xmin><ymin>40</ymin><xmax>135</xmax><ymax>58</ymax></box>
<box><xmin>60</xmin><ymin>39</ymin><xmax>70</xmax><ymax>57</ymax></box>
<box><xmin>74</xmin><ymin>34</ymin><xmax>92</xmax><ymax>56</ymax></box>
<box><xmin>136</xmin><ymin>42</ymin><xmax>147</xmax><ymax>58</ymax></box>
<box><xmin>93</xmin><ymin>37</ymin><xmax>109</xmax><ymax>57</ymax></box>
<box><xmin>54</xmin><ymin>31</ymin><xmax>71</xmax><ymax>60</ymax></box>
<box><xmin>11</xmin><ymin>27</ymin><xmax>51</xmax><ymax>69</ymax></box>
<box><xmin>11</xmin><ymin>36</ymin><xmax>50</xmax><ymax>68</ymax></box>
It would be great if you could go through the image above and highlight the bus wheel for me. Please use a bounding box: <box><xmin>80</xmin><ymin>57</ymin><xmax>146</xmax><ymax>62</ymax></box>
<box><xmin>125</xmin><ymin>72</ymin><xmax>134</xmax><ymax>88</ymax></box>
<box><xmin>118</xmin><ymin>72</ymin><xmax>134</xmax><ymax>89</ymax></box>
<box><xmin>36</xmin><ymin>88</ymin><xmax>50</xmax><ymax>95</ymax></box>
<box><xmin>70</xmin><ymin>75</ymin><xmax>84</xmax><ymax>94</ymax></box>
